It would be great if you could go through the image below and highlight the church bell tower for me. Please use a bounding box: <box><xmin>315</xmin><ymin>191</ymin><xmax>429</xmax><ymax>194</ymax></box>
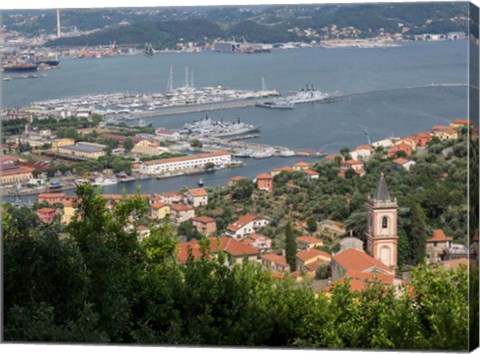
<box><xmin>365</xmin><ymin>173</ymin><xmax>398</xmax><ymax>268</ymax></box>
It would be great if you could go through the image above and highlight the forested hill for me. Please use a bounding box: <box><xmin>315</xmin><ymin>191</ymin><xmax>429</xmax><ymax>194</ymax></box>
<box><xmin>22</xmin><ymin>2</ymin><xmax>468</xmax><ymax>48</ymax></box>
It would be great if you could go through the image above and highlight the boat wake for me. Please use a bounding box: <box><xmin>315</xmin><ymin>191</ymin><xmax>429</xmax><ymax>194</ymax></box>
<box><xmin>346</xmin><ymin>83</ymin><xmax>468</xmax><ymax>98</ymax></box>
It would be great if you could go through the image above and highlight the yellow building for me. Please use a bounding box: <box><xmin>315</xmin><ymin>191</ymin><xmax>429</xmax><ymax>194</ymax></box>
<box><xmin>61</xmin><ymin>201</ymin><xmax>76</xmax><ymax>225</ymax></box>
<box><xmin>51</xmin><ymin>138</ymin><xmax>76</xmax><ymax>151</ymax></box>
<box><xmin>0</xmin><ymin>165</ymin><xmax>34</xmax><ymax>185</ymax></box>
<box><xmin>151</xmin><ymin>202</ymin><xmax>171</xmax><ymax>220</ymax></box>
<box><xmin>133</xmin><ymin>140</ymin><xmax>163</xmax><ymax>156</ymax></box>
<box><xmin>57</xmin><ymin>145</ymin><xmax>106</xmax><ymax>159</ymax></box>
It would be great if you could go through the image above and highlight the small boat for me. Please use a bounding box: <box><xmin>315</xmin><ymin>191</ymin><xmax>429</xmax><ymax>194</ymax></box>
<box><xmin>198</xmin><ymin>178</ymin><xmax>204</xmax><ymax>186</ymax></box>
<box><xmin>74</xmin><ymin>179</ymin><xmax>88</xmax><ymax>186</ymax></box>
<box><xmin>93</xmin><ymin>176</ymin><xmax>118</xmax><ymax>186</ymax></box>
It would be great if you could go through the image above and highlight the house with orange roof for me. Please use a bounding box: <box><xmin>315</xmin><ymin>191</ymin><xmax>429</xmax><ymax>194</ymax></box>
<box><xmin>296</xmin><ymin>236</ymin><xmax>324</xmax><ymax>250</ymax></box>
<box><xmin>136</xmin><ymin>225</ymin><xmax>151</xmax><ymax>240</ymax></box>
<box><xmin>410</xmin><ymin>132</ymin><xmax>433</xmax><ymax>147</ymax></box>
<box><xmin>154</xmin><ymin>191</ymin><xmax>183</xmax><ymax>204</ymax></box>
<box><xmin>392</xmin><ymin>157</ymin><xmax>416</xmax><ymax>171</ymax></box>
<box><xmin>339</xmin><ymin>159</ymin><xmax>365</xmax><ymax>177</ymax></box>
<box><xmin>0</xmin><ymin>164</ymin><xmax>34</xmax><ymax>185</ymax></box>
<box><xmin>426</xmin><ymin>229</ymin><xmax>453</xmax><ymax>263</ymax></box>
<box><xmin>296</xmin><ymin>249</ymin><xmax>331</xmax><ymax>273</ymax></box>
<box><xmin>228</xmin><ymin>176</ymin><xmax>247</xmax><ymax>184</ymax></box>
<box><xmin>304</xmin><ymin>169</ymin><xmax>319</xmax><ymax>180</ymax></box>
<box><xmin>323</xmin><ymin>270</ymin><xmax>399</xmax><ymax>294</ymax></box>
<box><xmin>169</xmin><ymin>204</ymin><xmax>195</xmax><ymax>224</ymax></box>
<box><xmin>185</xmin><ymin>188</ymin><xmax>208</xmax><ymax>207</ymax></box>
<box><xmin>242</xmin><ymin>233</ymin><xmax>272</xmax><ymax>251</ymax></box>
<box><xmin>394</xmin><ymin>137</ymin><xmax>417</xmax><ymax>151</ymax></box>
<box><xmin>293</xmin><ymin>161</ymin><xmax>311</xmax><ymax>171</ymax></box>
<box><xmin>176</xmin><ymin>237</ymin><xmax>260</xmax><ymax>265</ymax></box>
<box><xmin>261</xmin><ymin>253</ymin><xmax>290</xmax><ymax>273</ymax></box>
<box><xmin>225</xmin><ymin>214</ymin><xmax>270</xmax><ymax>240</ymax></box>
<box><xmin>450</xmin><ymin>119</ymin><xmax>473</xmax><ymax>128</ymax></box>
<box><xmin>151</xmin><ymin>202</ymin><xmax>170</xmax><ymax>220</ymax></box>
<box><xmin>331</xmin><ymin>247</ymin><xmax>394</xmax><ymax>280</ymax></box>
<box><xmin>325</xmin><ymin>153</ymin><xmax>344</xmax><ymax>162</ymax></box>
<box><xmin>271</xmin><ymin>166</ymin><xmax>294</xmax><ymax>177</ymax></box>
<box><xmin>256</xmin><ymin>173</ymin><xmax>273</xmax><ymax>192</ymax></box>
<box><xmin>36</xmin><ymin>207</ymin><xmax>57</xmax><ymax>224</ymax></box>
<box><xmin>58</xmin><ymin>200</ymin><xmax>76</xmax><ymax>225</ymax></box>
<box><xmin>155</xmin><ymin>128</ymin><xmax>181</xmax><ymax>141</ymax></box>
<box><xmin>192</xmin><ymin>215</ymin><xmax>217</xmax><ymax>236</ymax></box>
<box><xmin>350</xmin><ymin>144</ymin><xmax>374</xmax><ymax>161</ymax></box>
<box><xmin>132</xmin><ymin>139</ymin><xmax>167</xmax><ymax>156</ymax></box>
<box><xmin>432</xmin><ymin>125</ymin><xmax>458</xmax><ymax>141</ymax></box>
<box><xmin>388</xmin><ymin>143</ymin><xmax>413</xmax><ymax>158</ymax></box>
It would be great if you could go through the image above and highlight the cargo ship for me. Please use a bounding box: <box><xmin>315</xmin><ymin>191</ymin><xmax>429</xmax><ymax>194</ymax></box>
<box><xmin>2</xmin><ymin>62</ymin><xmax>38</xmax><ymax>72</ymax></box>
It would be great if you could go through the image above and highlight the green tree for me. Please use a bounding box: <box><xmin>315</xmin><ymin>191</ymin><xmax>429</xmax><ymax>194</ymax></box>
<box><xmin>285</xmin><ymin>222</ymin><xmax>297</xmax><ymax>272</ymax></box>
<box><xmin>190</xmin><ymin>139</ymin><xmax>203</xmax><ymax>148</ymax></box>
<box><xmin>123</xmin><ymin>138</ymin><xmax>134</xmax><ymax>153</ymax></box>
<box><xmin>306</xmin><ymin>216</ymin><xmax>317</xmax><ymax>233</ymax></box>
<box><xmin>406</xmin><ymin>201</ymin><xmax>428</xmax><ymax>264</ymax></box>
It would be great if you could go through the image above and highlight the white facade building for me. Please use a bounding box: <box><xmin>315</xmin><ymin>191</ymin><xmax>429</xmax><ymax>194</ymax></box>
<box><xmin>140</xmin><ymin>151</ymin><xmax>231</xmax><ymax>175</ymax></box>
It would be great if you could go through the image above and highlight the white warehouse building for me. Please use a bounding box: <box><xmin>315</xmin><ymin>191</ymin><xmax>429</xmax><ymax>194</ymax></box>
<box><xmin>140</xmin><ymin>151</ymin><xmax>231</xmax><ymax>175</ymax></box>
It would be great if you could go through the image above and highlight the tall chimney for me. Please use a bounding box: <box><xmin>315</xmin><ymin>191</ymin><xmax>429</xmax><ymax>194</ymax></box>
<box><xmin>56</xmin><ymin>9</ymin><xmax>61</xmax><ymax>38</ymax></box>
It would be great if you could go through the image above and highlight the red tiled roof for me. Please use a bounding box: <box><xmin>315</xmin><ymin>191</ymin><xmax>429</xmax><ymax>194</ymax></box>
<box><xmin>36</xmin><ymin>207</ymin><xmax>56</xmax><ymax>213</ymax></box>
<box><xmin>343</xmin><ymin>159</ymin><xmax>363</xmax><ymax>166</ymax></box>
<box><xmin>136</xmin><ymin>225</ymin><xmax>150</xmax><ymax>231</ymax></box>
<box><xmin>393</xmin><ymin>158</ymin><xmax>409</xmax><ymax>165</ymax></box>
<box><xmin>256</xmin><ymin>173</ymin><xmax>272</xmax><ymax>179</ymax></box>
<box><xmin>102</xmin><ymin>194</ymin><xmax>124</xmax><ymax>201</ymax></box>
<box><xmin>272</xmin><ymin>166</ymin><xmax>293</xmax><ymax>172</ymax></box>
<box><xmin>297</xmin><ymin>236</ymin><xmax>323</xmax><ymax>244</ymax></box>
<box><xmin>38</xmin><ymin>193</ymin><xmax>66</xmax><ymax>199</ymax></box>
<box><xmin>295</xmin><ymin>162</ymin><xmax>311</xmax><ymax>167</ymax></box>
<box><xmin>296</xmin><ymin>248</ymin><xmax>331</xmax><ymax>262</ymax></box>
<box><xmin>176</xmin><ymin>237</ymin><xmax>259</xmax><ymax>263</ymax></box>
<box><xmin>326</xmin><ymin>153</ymin><xmax>342</xmax><ymax>160</ymax></box>
<box><xmin>304</xmin><ymin>258</ymin><xmax>331</xmax><ymax>272</ymax></box>
<box><xmin>355</xmin><ymin>144</ymin><xmax>374</xmax><ymax>151</ymax></box>
<box><xmin>304</xmin><ymin>169</ymin><xmax>319</xmax><ymax>175</ymax></box>
<box><xmin>143</xmin><ymin>151</ymin><xmax>229</xmax><ymax>166</ymax></box>
<box><xmin>262</xmin><ymin>253</ymin><xmax>289</xmax><ymax>268</ymax></box>
<box><xmin>227</xmin><ymin>214</ymin><xmax>264</xmax><ymax>232</ymax></box>
<box><xmin>170</xmin><ymin>204</ymin><xmax>194</xmax><ymax>212</ymax></box>
<box><xmin>192</xmin><ymin>216</ymin><xmax>216</xmax><ymax>224</ymax></box>
<box><xmin>333</xmin><ymin>248</ymin><xmax>391</xmax><ymax>273</ymax></box>
<box><xmin>229</xmin><ymin>176</ymin><xmax>246</xmax><ymax>182</ymax></box>
<box><xmin>440</xmin><ymin>258</ymin><xmax>470</xmax><ymax>269</ymax></box>
<box><xmin>248</xmin><ymin>233</ymin><xmax>270</xmax><ymax>240</ymax></box>
<box><xmin>427</xmin><ymin>229</ymin><xmax>453</xmax><ymax>243</ymax></box>
<box><xmin>432</xmin><ymin>125</ymin><xmax>449</xmax><ymax>132</ymax></box>
<box><xmin>452</xmin><ymin>119</ymin><xmax>472</xmax><ymax>125</ymax></box>
<box><xmin>188</xmin><ymin>188</ymin><xmax>208</xmax><ymax>197</ymax></box>
<box><xmin>151</xmin><ymin>202</ymin><xmax>168</xmax><ymax>209</ymax></box>
<box><xmin>0</xmin><ymin>165</ymin><xmax>34</xmax><ymax>176</ymax></box>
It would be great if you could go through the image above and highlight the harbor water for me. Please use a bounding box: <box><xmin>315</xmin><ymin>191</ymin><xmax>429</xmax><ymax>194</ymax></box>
<box><xmin>1</xmin><ymin>40</ymin><xmax>469</xmax><ymax>201</ymax></box>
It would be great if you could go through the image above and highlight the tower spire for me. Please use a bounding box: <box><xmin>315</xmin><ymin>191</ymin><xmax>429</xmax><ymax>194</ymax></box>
<box><xmin>373</xmin><ymin>172</ymin><xmax>391</xmax><ymax>201</ymax></box>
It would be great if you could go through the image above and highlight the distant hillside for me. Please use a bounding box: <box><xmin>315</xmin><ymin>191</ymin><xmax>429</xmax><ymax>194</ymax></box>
<box><xmin>6</xmin><ymin>3</ymin><xmax>467</xmax><ymax>48</ymax></box>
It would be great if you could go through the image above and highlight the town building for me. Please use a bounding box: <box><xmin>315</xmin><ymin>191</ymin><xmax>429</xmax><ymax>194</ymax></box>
<box><xmin>296</xmin><ymin>249</ymin><xmax>332</xmax><ymax>273</ymax></box>
<box><xmin>132</xmin><ymin>140</ymin><xmax>165</xmax><ymax>156</ymax></box>
<box><xmin>57</xmin><ymin>144</ymin><xmax>106</xmax><ymax>159</ymax></box>
<box><xmin>154</xmin><ymin>191</ymin><xmax>183</xmax><ymax>204</ymax></box>
<box><xmin>38</xmin><ymin>192</ymin><xmax>67</xmax><ymax>204</ymax></box>
<box><xmin>450</xmin><ymin>118</ymin><xmax>473</xmax><ymax>128</ymax></box>
<box><xmin>185</xmin><ymin>188</ymin><xmax>208</xmax><ymax>207</ymax></box>
<box><xmin>59</xmin><ymin>200</ymin><xmax>76</xmax><ymax>225</ymax></box>
<box><xmin>304</xmin><ymin>169</ymin><xmax>319</xmax><ymax>180</ymax></box>
<box><xmin>36</xmin><ymin>207</ymin><xmax>57</xmax><ymax>223</ymax></box>
<box><xmin>392</xmin><ymin>158</ymin><xmax>416</xmax><ymax>171</ymax></box>
<box><xmin>192</xmin><ymin>216</ymin><xmax>217</xmax><ymax>236</ymax></box>
<box><xmin>365</xmin><ymin>173</ymin><xmax>398</xmax><ymax>268</ymax></box>
<box><xmin>256</xmin><ymin>173</ymin><xmax>273</xmax><ymax>192</ymax></box>
<box><xmin>169</xmin><ymin>204</ymin><xmax>195</xmax><ymax>224</ymax></box>
<box><xmin>426</xmin><ymin>229</ymin><xmax>453</xmax><ymax>263</ymax></box>
<box><xmin>0</xmin><ymin>164</ymin><xmax>34</xmax><ymax>185</ymax></box>
<box><xmin>261</xmin><ymin>253</ymin><xmax>290</xmax><ymax>273</ymax></box>
<box><xmin>340</xmin><ymin>159</ymin><xmax>365</xmax><ymax>176</ymax></box>
<box><xmin>350</xmin><ymin>145</ymin><xmax>374</xmax><ymax>161</ymax></box>
<box><xmin>136</xmin><ymin>225</ymin><xmax>151</xmax><ymax>240</ymax></box>
<box><xmin>51</xmin><ymin>138</ymin><xmax>76</xmax><ymax>151</ymax></box>
<box><xmin>432</xmin><ymin>125</ymin><xmax>458</xmax><ymax>140</ymax></box>
<box><xmin>176</xmin><ymin>237</ymin><xmax>260</xmax><ymax>265</ymax></box>
<box><xmin>271</xmin><ymin>166</ymin><xmax>294</xmax><ymax>177</ymax></box>
<box><xmin>388</xmin><ymin>143</ymin><xmax>413</xmax><ymax>158</ymax></box>
<box><xmin>318</xmin><ymin>220</ymin><xmax>346</xmax><ymax>238</ymax></box>
<box><xmin>155</xmin><ymin>128</ymin><xmax>181</xmax><ymax>141</ymax></box>
<box><xmin>151</xmin><ymin>202</ymin><xmax>171</xmax><ymax>220</ymax></box>
<box><xmin>228</xmin><ymin>176</ymin><xmax>247</xmax><ymax>185</ymax></box>
<box><xmin>140</xmin><ymin>151</ymin><xmax>231</xmax><ymax>175</ymax></box>
<box><xmin>293</xmin><ymin>162</ymin><xmax>311</xmax><ymax>171</ymax></box>
<box><xmin>242</xmin><ymin>233</ymin><xmax>272</xmax><ymax>251</ymax></box>
<box><xmin>225</xmin><ymin>214</ymin><xmax>270</xmax><ymax>240</ymax></box>
<box><xmin>296</xmin><ymin>236</ymin><xmax>324</xmax><ymax>250</ymax></box>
